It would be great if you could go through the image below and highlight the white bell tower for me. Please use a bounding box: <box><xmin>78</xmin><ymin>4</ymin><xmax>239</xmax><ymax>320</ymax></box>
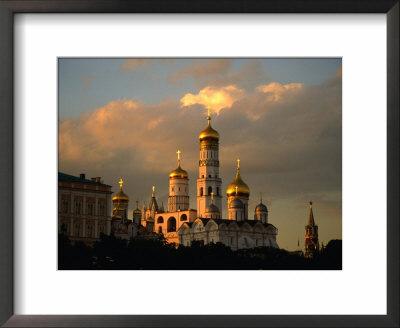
<box><xmin>197</xmin><ymin>106</ymin><xmax>222</xmax><ymax>217</ymax></box>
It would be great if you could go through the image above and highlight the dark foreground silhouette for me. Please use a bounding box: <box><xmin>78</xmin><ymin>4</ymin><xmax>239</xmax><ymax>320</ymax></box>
<box><xmin>58</xmin><ymin>234</ymin><xmax>342</xmax><ymax>270</ymax></box>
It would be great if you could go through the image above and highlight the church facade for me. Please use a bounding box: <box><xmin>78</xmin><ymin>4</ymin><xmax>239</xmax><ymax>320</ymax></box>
<box><xmin>110</xmin><ymin>107</ymin><xmax>279</xmax><ymax>250</ymax></box>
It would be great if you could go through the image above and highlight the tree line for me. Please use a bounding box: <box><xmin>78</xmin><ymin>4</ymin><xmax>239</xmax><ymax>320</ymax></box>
<box><xmin>58</xmin><ymin>233</ymin><xmax>342</xmax><ymax>270</ymax></box>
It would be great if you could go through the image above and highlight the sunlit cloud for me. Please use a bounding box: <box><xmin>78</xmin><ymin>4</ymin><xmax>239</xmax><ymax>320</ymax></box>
<box><xmin>256</xmin><ymin>82</ymin><xmax>303</xmax><ymax>102</ymax></box>
<box><xmin>180</xmin><ymin>85</ymin><xmax>245</xmax><ymax>114</ymax></box>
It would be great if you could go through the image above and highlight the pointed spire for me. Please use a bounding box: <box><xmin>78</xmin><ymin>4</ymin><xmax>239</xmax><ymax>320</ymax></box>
<box><xmin>237</xmin><ymin>158</ymin><xmax>240</xmax><ymax>171</ymax></box>
<box><xmin>176</xmin><ymin>149</ymin><xmax>181</xmax><ymax>167</ymax></box>
<box><xmin>152</xmin><ymin>185</ymin><xmax>155</xmax><ymax>197</ymax></box>
<box><xmin>260</xmin><ymin>192</ymin><xmax>263</xmax><ymax>204</ymax></box>
<box><xmin>308</xmin><ymin>201</ymin><xmax>315</xmax><ymax>226</ymax></box>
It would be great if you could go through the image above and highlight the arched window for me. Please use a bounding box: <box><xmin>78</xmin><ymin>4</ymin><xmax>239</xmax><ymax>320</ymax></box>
<box><xmin>157</xmin><ymin>217</ymin><xmax>164</xmax><ymax>223</ymax></box>
<box><xmin>167</xmin><ymin>217</ymin><xmax>177</xmax><ymax>232</ymax></box>
<box><xmin>200</xmin><ymin>187</ymin><xmax>203</xmax><ymax>196</ymax></box>
<box><xmin>208</xmin><ymin>186</ymin><xmax>212</xmax><ymax>195</ymax></box>
<box><xmin>180</xmin><ymin>214</ymin><xmax>187</xmax><ymax>221</ymax></box>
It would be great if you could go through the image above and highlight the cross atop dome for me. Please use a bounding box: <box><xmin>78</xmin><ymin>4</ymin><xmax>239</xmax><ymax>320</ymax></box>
<box><xmin>119</xmin><ymin>178</ymin><xmax>124</xmax><ymax>189</ymax></box>
<box><xmin>177</xmin><ymin>149</ymin><xmax>181</xmax><ymax>165</ymax></box>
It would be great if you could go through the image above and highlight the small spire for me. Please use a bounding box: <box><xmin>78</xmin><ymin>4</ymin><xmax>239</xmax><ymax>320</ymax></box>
<box><xmin>118</xmin><ymin>178</ymin><xmax>124</xmax><ymax>190</ymax></box>
<box><xmin>152</xmin><ymin>185</ymin><xmax>155</xmax><ymax>197</ymax></box>
<box><xmin>176</xmin><ymin>149</ymin><xmax>181</xmax><ymax>166</ymax></box>
<box><xmin>308</xmin><ymin>201</ymin><xmax>315</xmax><ymax>226</ymax></box>
<box><xmin>237</xmin><ymin>158</ymin><xmax>240</xmax><ymax>171</ymax></box>
<box><xmin>211</xmin><ymin>192</ymin><xmax>214</xmax><ymax>204</ymax></box>
<box><xmin>136</xmin><ymin>200</ymin><xmax>139</xmax><ymax>209</ymax></box>
<box><xmin>260</xmin><ymin>192</ymin><xmax>263</xmax><ymax>204</ymax></box>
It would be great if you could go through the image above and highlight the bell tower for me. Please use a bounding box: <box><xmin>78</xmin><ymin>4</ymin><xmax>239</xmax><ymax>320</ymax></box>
<box><xmin>197</xmin><ymin>106</ymin><xmax>222</xmax><ymax>217</ymax></box>
<box><xmin>168</xmin><ymin>150</ymin><xmax>189</xmax><ymax>212</ymax></box>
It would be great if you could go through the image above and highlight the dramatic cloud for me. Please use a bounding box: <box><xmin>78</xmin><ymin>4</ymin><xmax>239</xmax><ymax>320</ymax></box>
<box><xmin>256</xmin><ymin>82</ymin><xmax>303</xmax><ymax>102</ymax></box>
<box><xmin>168</xmin><ymin>59</ymin><xmax>231</xmax><ymax>82</ymax></box>
<box><xmin>180</xmin><ymin>85</ymin><xmax>245</xmax><ymax>113</ymax></box>
<box><xmin>80</xmin><ymin>74</ymin><xmax>94</xmax><ymax>90</ymax></box>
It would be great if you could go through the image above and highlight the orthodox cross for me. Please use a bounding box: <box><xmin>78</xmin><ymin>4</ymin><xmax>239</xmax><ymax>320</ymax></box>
<box><xmin>207</xmin><ymin>105</ymin><xmax>211</xmax><ymax>117</ymax></box>
<box><xmin>177</xmin><ymin>149</ymin><xmax>181</xmax><ymax>165</ymax></box>
<box><xmin>119</xmin><ymin>178</ymin><xmax>124</xmax><ymax>189</ymax></box>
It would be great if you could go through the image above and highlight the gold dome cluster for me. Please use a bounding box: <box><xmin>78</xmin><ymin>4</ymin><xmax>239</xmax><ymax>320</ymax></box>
<box><xmin>226</xmin><ymin>159</ymin><xmax>250</xmax><ymax>197</ymax></box>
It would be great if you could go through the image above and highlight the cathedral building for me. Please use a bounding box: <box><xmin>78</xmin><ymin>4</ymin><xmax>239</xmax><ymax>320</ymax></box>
<box><xmin>304</xmin><ymin>201</ymin><xmax>319</xmax><ymax>258</ymax></box>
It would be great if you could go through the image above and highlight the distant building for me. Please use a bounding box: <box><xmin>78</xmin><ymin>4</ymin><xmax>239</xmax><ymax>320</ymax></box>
<box><xmin>304</xmin><ymin>201</ymin><xmax>319</xmax><ymax>258</ymax></box>
<box><xmin>111</xmin><ymin>179</ymin><xmax>157</xmax><ymax>240</ymax></box>
<box><xmin>58</xmin><ymin>172</ymin><xmax>112</xmax><ymax>244</ymax></box>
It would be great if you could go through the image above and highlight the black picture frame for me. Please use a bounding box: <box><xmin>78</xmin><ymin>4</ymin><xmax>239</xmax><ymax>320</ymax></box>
<box><xmin>0</xmin><ymin>1</ymin><xmax>398</xmax><ymax>327</ymax></box>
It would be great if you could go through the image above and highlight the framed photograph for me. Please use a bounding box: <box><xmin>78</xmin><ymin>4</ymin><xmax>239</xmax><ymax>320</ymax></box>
<box><xmin>0</xmin><ymin>1</ymin><xmax>398</xmax><ymax>327</ymax></box>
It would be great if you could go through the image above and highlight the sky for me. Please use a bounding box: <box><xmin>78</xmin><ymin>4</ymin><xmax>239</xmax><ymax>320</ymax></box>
<box><xmin>58</xmin><ymin>58</ymin><xmax>342</xmax><ymax>251</ymax></box>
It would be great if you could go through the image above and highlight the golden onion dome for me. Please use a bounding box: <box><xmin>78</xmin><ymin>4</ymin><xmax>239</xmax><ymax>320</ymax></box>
<box><xmin>112</xmin><ymin>178</ymin><xmax>129</xmax><ymax>202</ymax></box>
<box><xmin>169</xmin><ymin>165</ymin><xmax>188</xmax><ymax>179</ymax></box>
<box><xmin>199</xmin><ymin>116</ymin><xmax>219</xmax><ymax>141</ymax></box>
<box><xmin>226</xmin><ymin>160</ymin><xmax>250</xmax><ymax>197</ymax></box>
<box><xmin>112</xmin><ymin>189</ymin><xmax>129</xmax><ymax>202</ymax></box>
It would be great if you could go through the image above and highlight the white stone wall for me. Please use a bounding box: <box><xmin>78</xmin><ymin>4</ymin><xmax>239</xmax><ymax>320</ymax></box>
<box><xmin>168</xmin><ymin>177</ymin><xmax>189</xmax><ymax>212</ymax></box>
<box><xmin>178</xmin><ymin>219</ymin><xmax>279</xmax><ymax>251</ymax></box>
